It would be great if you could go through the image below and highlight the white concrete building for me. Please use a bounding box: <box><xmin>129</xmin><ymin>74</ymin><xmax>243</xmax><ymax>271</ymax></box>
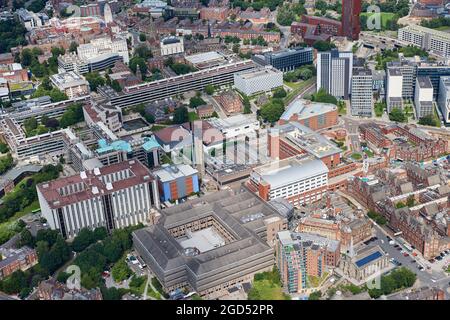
<box><xmin>16</xmin><ymin>8</ymin><xmax>49</xmax><ymax>31</ymax></box>
<box><xmin>207</xmin><ymin>114</ymin><xmax>260</xmax><ymax>140</ymax></box>
<box><xmin>250</xmin><ymin>155</ymin><xmax>329</xmax><ymax>206</ymax></box>
<box><xmin>49</xmin><ymin>72</ymin><xmax>90</xmax><ymax>99</ymax></box>
<box><xmin>386</xmin><ymin>68</ymin><xmax>403</xmax><ymax>113</ymax></box>
<box><xmin>317</xmin><ymin>49</ymin><xmax>353</xmax><ymax>99</ymax></box>
<box><xmin>438</xmin><ymin>76</ymin><xmax>450</xmax><ymax>125</ymax></box>
<box><xmin>77</xmin><ymin>37</ymin><xmax>129</xmax><ymax>64</ymax></box>
<box><xmin>36</xmin><ymin>160</ymin><xmax>160</xmax><ymax>239</ymax></box>
<box><xmin>104</xmin><ymin>3</ymin><xmax>113</xmax><ymax>24</ymax></box>
<box><xmin>398</xmin><ymin>25</ymin><xmax>450</xmax><ymax>58</ymax></box>
<box><xmin>414</xmin><ymin>76</ymin><xmax>434</xmax><ymax>119</ymax></box>
<box><xmin>160</xmin><ymin>36</ymin><xmax>184</xmax><ymax>56</ymax></box>
<box><xmin>233</xmin><ymin>67</ymin><xmax>283</xmax><ymax>96</ymax></box>
<box><xmin>351</xmin><ymin>68</ymin><xmax>373</xmax><ymax>117</ymax></box>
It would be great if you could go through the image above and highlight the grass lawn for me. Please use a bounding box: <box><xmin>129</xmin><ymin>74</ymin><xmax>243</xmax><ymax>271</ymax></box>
<box><xmin>338</xmin><ymin>102</ymin><xmax>346</xmax><ymax>115</ymax></box>
<box><xmin>0</xmin><ymin>198</ymin><xmax>40</xmax><ymax>244</ymax></box>
<box><xmin>364</xmin><ymin>149</ymin><xmax>374</xmax><ymax>157</ymax></box>
<box><xmin>151</xmin><ymin>125</ymin><xmax>167</xmax><ymax>132</ymax></box>
<box><xmin>284</xmin><ymin>77</ymin><xmax>316</xmax><ymax>105</ymax></box>
<box><xmin>161</xmin><ymin>154</ymin><xmax>172</xmax><ymax>165</ymax></box>
<box><xmin>188</xmin><ymin>112</ymin><xmax>200</xmax><ymax>122</ymax></box>
<box><xmin>147</xmin><ymin>285</ymin><xmax>162</xmax><ymax>300</ymax></box>
<box><xmin>307</xmin><ymin>272</ymin><xmax>329</xmax><ymax>288</ymax></box>
<box><xmin>250</xmin><ymin>279</ymin><xmax>288</xmax><ymax>300</ymax></box>
<box><xmin>434</xmin><ymin>26</ymin><xmax>450</xmax><ymax>31</ymax></box>
<box><xmin>129</xmin><ymin>276</ymin><xmax>148</xmax><ymax>296</ymax></box>
<box><xmin>351</xmin><ymin>153</ymin><xmax>363</xmax><ymax>160</ymax></box>
<box><xmin>360</xmin><ymin>12</ymin><xmax>397</xmax><ymax>29</ymax></box>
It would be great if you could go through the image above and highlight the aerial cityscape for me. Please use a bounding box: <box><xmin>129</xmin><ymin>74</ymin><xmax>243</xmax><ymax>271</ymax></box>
<box><xmin>0</xmin><ymin>0</ymin><xmax>450</xmax><ymax>303</ymax></box>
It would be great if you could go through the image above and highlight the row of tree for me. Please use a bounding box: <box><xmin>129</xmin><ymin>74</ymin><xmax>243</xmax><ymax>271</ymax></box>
<box><xmin>0</xmin><ymin>164</ymin><xmax>62</xmax><ymax>224</ymax></box>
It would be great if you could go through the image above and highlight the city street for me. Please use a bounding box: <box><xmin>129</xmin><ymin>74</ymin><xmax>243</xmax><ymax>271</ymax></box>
<box><xmin>339</xmin><ymin>192</ymin><xmax>450</xmax><ymax>296</ymax></box>
<box><xmin>368</xmin><ymin>228</ymin><xmax>449</xmax><ymax>287</ymax></box>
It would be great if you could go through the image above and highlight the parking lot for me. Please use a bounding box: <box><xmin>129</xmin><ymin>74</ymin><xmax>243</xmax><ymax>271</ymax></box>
<box><xmin>362</xmin><ymin>227</ymin><xmax>450</xmax><ymax>289</ymax></box>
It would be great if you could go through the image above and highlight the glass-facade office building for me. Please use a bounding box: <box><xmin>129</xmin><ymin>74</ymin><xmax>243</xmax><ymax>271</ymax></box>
<box><xmin>265</xmin><ymin>47</ymin><xmax>313</xmax><ymax>72</ymax></box>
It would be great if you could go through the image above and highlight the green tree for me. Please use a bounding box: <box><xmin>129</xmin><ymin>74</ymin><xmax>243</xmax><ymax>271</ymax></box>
<box><xmin>18</xmin><ymin>229</ymin><xmax>35</xmax><ymax>248</ymax></box>
<box><xmin>59</xmin><ymin>103</ymin><xmax>84</xmax><ymax>128</ymax></box>
<box><xmin>71</xmin><ymin>228</ymin><xmax>96</xmax><ymax>252</ymax></box>
<box><xmin>312</xmin><ymin>88</ymin><xmax>338</xmax><ymax>105</ymax></box>
<box><xmin>111</xmin><ymin>259</ymin><xmax>131</xmax><ymax>282</ymax></box>
<box><xmin>313</xmin><ymin>40</ymin><xmax>336</xmax><ymax>51</ymax></box>
<box><xmin>110</xmin><ymin>79</ymin><xmax>122</xmax><ymax>92</ymax></box>
<box><xmin>134</xmin><ymin>45</ymin><xmax>153</xmax><ymax>59</ymax></box>
<box><xmin>69</xmin><ymin>41</ymin><xmax>78</xmax><ymax>53</ymax></box>
<box><xmin>205</xmin><ymin>85</ymin><xmax>215</xmax><ymax>95</ymax></box>
<box><xmin>389</xmin><ymin>108</ymin><xmax>407</xmax><ymax>122</ymax></box>
<box><xmin>277</xmin><ymin>5</ymin><xmax>296</xmax><ymax>26</ymax></box>
<box><xmin>84</xmin><ymin>72</ymin><xmax>105</xmax><ymax>92</ymax></box>
<box><xmin>309</xmin><ymin>290</ymin><xmax>322</xmax><ymax>300</ymax></box>
<box><xmin>0</xmin><ymin>142</ymin><xmax>8</xmax><ymax>154</ymax></box>
<box><xmin>23</xmin><ymin>117</ymin><xmax>38</xmax><ymax>133</ymax></box>
<box><xmin>189</xmin><ymin>96</ymin><xmax>206</xmax><ymax>108</ymax></box>
<box><xmin>139</xmin><ymin>33</ymin><xmax>147</xmax><ymax>42</ymax></box>
<box><xmin>260</xmin><ymin>99</ymin><xmax>285</xmax><ymax>123</ymax></box>
<box><xmin>273</xmin><ymin>88</ymin><xmax>287</xmax><ymax>99</ymax></box>
<box><xmin>173</xmin><ymin>106</ymin><xmax>189</xmax><ymax>124</ymax></box>
<box><xmin>418</xmin><ymin>114</ymin><xmax>437</xmax><ymax>126</ymax></box>
<box><xmin>243</xmin><ymin>96</ymin><xmax>252</xmax><ymax>114</ymax></box>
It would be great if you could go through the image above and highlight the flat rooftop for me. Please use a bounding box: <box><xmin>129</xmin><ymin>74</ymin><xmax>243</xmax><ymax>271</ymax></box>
<box><xmin>154</xmin><ymin>164</ymin><xmax>198</xmax><ymax>183</ymax></box>
<box><xmin>236</xmin><ymin>67</ymin><xmax>281</xmax><ymax>80</ymax></box>
<box><xmin>179</xmin><ymin>227</ymin><xmax>226</xmax><ymax>253</ymax></box>
<box><xmin>276</xmin><ymin>122</ymin><xmax>341</xmax><ymax>158</ymax></box>
<box><xmin>207</xmin><ymin>114</ymin><xmax>258</xmax><ymax>131</ymax></box>
<box><xmin>185</xmin><ymin>51</ymin><xmax>225</xmax><ymax>66</ymax></box>
<box><xmin>417</xmin><ymin>76</ymin><xmax>432</xmax><ymax>88</ymax></box>
<box><xmin>281</xmin><ymin>98</ymin><xmax>337</xmax><ymax>122</ymax></box>
<box><xmin>253</xmin><ymin>155</ymin><xmax>329</xmax><ymax>189</ymax></box>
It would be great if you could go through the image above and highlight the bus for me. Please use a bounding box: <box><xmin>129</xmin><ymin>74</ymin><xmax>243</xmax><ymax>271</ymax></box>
<box><xmin>403</xmin><ymin>243</ymin><xmax>413</xmax><ymax>252</ymax></box>
<box><xmin>394</xmin><ymin>231</ymin><xmax>403</xmax><ymax>237</ymax></box>
<box><xmin>31</xmin><ymin>208</ymin><xmax>41</xmax><ymax>214</ymax></box>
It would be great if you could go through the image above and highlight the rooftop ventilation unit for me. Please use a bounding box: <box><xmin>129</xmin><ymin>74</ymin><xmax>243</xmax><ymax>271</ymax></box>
<box><xmin>80</xmin><ymin>171</ymin><xmax>87</xmax><ymax>179</ymax></box>
<box><xmin>106</xmin><ymin>182</ymin><xmax>113</xmax><ymax>190</ymax></box>
<box><xmin>92</xmin><ymin>186</ymin><xmax>99</xmax><ymax>194</ymax></box>
<box><xmin>93</xmin><ymin>167</ymin><xmax>101</xmax><ymax>176</ymax></box>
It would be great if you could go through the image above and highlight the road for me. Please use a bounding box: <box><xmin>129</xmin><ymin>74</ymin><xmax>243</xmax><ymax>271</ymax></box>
<box><xmin>342</xmin><ymin>116</ymin><xmax>362</xmax><ymax>152</ymax></box>
<box><xmin>273</xmin><ymin>9</ymin><xmax>290</xmax><ymax>49</ymax></box>
<box><xmin>339</xmin><ymin>192</ymin><xmax>450</xmax><ymax>297</ymax></box>
<box><xmin>369</xmin><ymin>228</ymin><xmax>449</xmax><ymax>289</ymax></box>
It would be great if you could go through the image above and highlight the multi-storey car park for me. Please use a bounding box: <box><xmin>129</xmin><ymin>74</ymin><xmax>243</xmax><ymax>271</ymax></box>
<box><xmin>104</xmin><ymin>60</ymin><xmax>257</xmax><ymax>108</ymax></box>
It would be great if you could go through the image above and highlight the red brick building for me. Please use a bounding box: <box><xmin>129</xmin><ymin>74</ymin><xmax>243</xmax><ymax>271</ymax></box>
<box><xmin>279</xmin><ymin>99</ymin><xmax>338</xmax><ymax>131</ymax></box>
<box><xmin>0</xmin><ymin>247</ymin><xmax>38</xmax><ymax>280</ymax></box>
<box><xmin>200</xmin><ymin>7</ymin><xmax>229</xmax><ymax>21</ymax></box>
<box><xmin>214</xmin><ymin>90</ymin><xmax>242</xmax><ymax>114</ymax></box>
<box><xmin>342</xmin><ymin>0</ymin><xmax>362</xmax><ymax>40</ymax></box>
